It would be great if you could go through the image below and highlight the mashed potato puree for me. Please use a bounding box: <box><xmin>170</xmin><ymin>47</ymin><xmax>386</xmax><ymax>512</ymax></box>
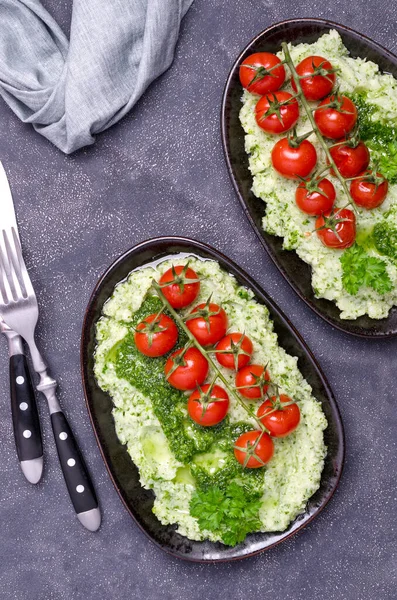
<box><xmin>95</xmin><ymin>257</ymin><xmax>327</xmax><ymax>543</ymax></box>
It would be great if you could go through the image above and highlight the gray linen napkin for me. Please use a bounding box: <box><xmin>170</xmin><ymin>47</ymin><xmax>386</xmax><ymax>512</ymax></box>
<box><xmin>0</xmin><ymin>0</ymin><xmax>193</xmax><ymax>154</ymax></box>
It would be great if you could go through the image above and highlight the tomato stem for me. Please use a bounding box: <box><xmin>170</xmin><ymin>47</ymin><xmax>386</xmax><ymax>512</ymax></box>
<box><xmin>328</xmin><ymin>139</ymin><xmax>346</xmax><ymax>149</ymax></box>
<box><xmin>281</xmin><ymin>42</ymin><xmax>356</xmax><ymax>212</ymax></box>
<box><xmin>244</xmin><ymin>60</ymin><xmax>284</xmax><ymax>87</ymax></box>
<box><xmin>288</xmin><ymin>127</ymin><xmax>315</xmax><ymax>147</ymax></box>
<box><xmin>151</xmin><ymin>279</ymin><xmax>268</xmax><ymax>432</ymax></box>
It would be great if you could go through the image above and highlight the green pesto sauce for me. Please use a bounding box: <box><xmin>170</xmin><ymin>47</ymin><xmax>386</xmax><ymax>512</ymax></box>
<box><xmin>356</xmin><ymin>221</ymin><xmax>397</xmax><ymax>262</ymax></box>
<box><xmin>373</xmin><ymin>221</ymin><xmax>397</xmax><ymax>259</ymax></box>
<box><xmin>349</xmin><ymin>92</ymin><xmax>397</xmax><ymax>183</ymax></box>
<box><xmin>107</xmin><ymin>295</ymin><xmax>263</xmax><ymax>495</ymax></box>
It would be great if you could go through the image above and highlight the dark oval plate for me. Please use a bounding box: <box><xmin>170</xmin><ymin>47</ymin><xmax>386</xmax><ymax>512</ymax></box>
<box><xmin>81</xmin><ymin>237</ymin><xmax>344</xmax><ymax>562</ymax></box>
<box><xmin>221</xmin><ymin>18</ymin><xmax>397</xmax><ymax>338</ymax></box>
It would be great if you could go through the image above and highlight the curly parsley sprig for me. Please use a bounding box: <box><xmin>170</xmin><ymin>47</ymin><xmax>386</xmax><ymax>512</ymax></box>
<box><xmin>340</xmin><ymin>243</ymin><xmax>392</xmax><ymax>295</ymax></box>
<box><xmin>189</xmin><ymin>482</ymin><xmax>262</xmax><ymax>547</ymax></box>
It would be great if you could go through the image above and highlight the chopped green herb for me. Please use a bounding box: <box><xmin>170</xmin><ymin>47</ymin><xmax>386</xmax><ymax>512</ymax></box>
<box><xmin>340</xmin><ymin>243</ymin><xmax>392</xmax><ymax>295</ymax></box>
<box><xmin>237</xmin><ymin>288</ymin><xmax>250</xmax><ymax>300</ymax></box>
<box><xmin>189</xmin><ymin>482</ymin><xmax>262</xmax><ymax>546</ymax></box>
<box><xmin>348</xmin><ymin>92</ymin><xmax>397</xmax><ymax>183</ymax></box>
<box><xmin>284</xmin><ymin>229</ymin><xmax>301</xmax><ymax>249</ymax></box>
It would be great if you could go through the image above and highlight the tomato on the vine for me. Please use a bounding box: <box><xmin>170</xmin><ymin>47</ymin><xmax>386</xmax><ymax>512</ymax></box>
<box><xmin>134</xmin><ymin>313</ymin><xmax>178</xmax><ymax>357</ymax></box>
<box><xmin>215</xmin><ymin>333</ymin><xmax>253</xmax><ymax>370</ymax></box>
<box><xmin>187</xmin><ymin>384</ymin><xmax>229</xmax><ymax>427</ymax></box>
<box><xmin>329</xmin><ymin>141</ymin><xmax>370</xmax><ymax>179</ymax></box>
<box><xmin>255</xmin><ymin>91</ymin><xmax>299</xmax><ymax>135</ymax></box>
<box><xmin>292</xmin><ymin>55</ymin><xmax>336</xmax><ymax>101</ymax></box>
<box><xmin>314</xmin><ymin>94</ymin><xmax>357</xmax><ymax>139</ymax></box>
<box><xmin>257</xmin><ymin>395</ymin><xmax>300</xmax><ymax>437</ymax></box>
<box><xmin>186</xmin><ymin>302</ymin><xmax>228</xmax><ymax>346</ymax></box>
<box><xmin>271</xmin><ymin>137</ymin><xmax>317</xmax><ymax>179</ymax></box>
<box><xmin>239</xmin><ymin>52</ymin><xmax>286</xmax><ymax>95</ymax></box>
<box><xmin>165</xmin><ymin>347</ymin><xmax>208</xmax><ymax>390</ymax></box>
<box><xmin>159</xmin><ymin>264</ymin><xmax>200</xmax><ymax>309</ymax></box>
<box><xmin>234</xmin><ymin>431</ymin><xmax>274</xmax><ymax>468</ymax></box>
<box><xmin>315</xmin><ymin>208</ymin><xmax>356</xmax><ymax>249</ymax></box>
<box><xmin>350</xmin><ymin>170</ymin><xmax>388</xmax><ymax>209</ymax></box>
<box><xmin>235</xmin><ymin>365</ymin><xmax>270</xmax><ymax>399</ymax></box>
<box><xmin>295</xmin><ymin>177</ymin><xmax>336</xmax><ymax>216</ymax></box>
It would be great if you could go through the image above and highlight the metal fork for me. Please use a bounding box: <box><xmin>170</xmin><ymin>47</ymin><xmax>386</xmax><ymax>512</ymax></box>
<box><xmin>0</xmin><ymin>228</ymin><xmax>101</xmax><ymax>531</ymax></box>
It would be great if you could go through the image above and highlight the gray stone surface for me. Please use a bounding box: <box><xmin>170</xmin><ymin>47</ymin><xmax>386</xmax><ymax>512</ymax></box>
<box><xmin>0</xmin><ymin>1</ymin><xmax>396</xmax><ymax>599</ymax></box>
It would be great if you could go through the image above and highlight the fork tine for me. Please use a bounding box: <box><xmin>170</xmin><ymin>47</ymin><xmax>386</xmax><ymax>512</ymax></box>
<box><xmin>0</xmin><ymin>235</ymin><xmax>18</xmax><ymax>301</ymax></box>
<box><xmin>0</xmin><ymin>239</ymin><xmax>18</xmax><ymax>303</ymax></box>
<box><xmin>0</xmin><ymin>244</ymin><xmax>9</xmax><ymax>304</ymax></box>
<box><xmin>3</xmin><ymin>229</ymin><xmax>27</xmax><ymax>299</ymax></box>
<box><xmin>11</xmin><ymin>228</ymin><xmax>34</xmax><ymax>298</ymax></box>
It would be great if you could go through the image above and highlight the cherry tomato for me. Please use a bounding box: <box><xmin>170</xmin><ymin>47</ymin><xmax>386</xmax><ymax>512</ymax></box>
<box><xmin>235</xmin><ymin>365</ymin><xmax>270</xmax><ymax>399</ymax></box>
<box><xmin>187</xmin><ymin>384</ymin><xmax>229</xmax><ymax>426</ymax></box>
<box><xmin>186</xmin><ymin>302</ymin><xmax>228</xmax><ymax>346</ymax></box>
<box><xmin>314</xmin><ymin>95</ymin><xmax>357</xmax><ymax>139</ymax></box>
<box><xmin>255</xmin><ymin>91</ymin><xmax>299</xmax><ymax>135</ymax></box>
<box><xmin>239</xmin><ymin>52</ymin><xmax>286</xmax><ymax>95</ymax></box>
<box><xmin>165</xmin><ymin>347</ymin><xmax>208</xmax><ymax>390</ymax></box>
<box><xmin>257</xmin><ymin>395</ymin><xmax>300</xmax><ymax>438</ymax></box>
<box><xmin>292</xmin><ymin>55</ymin><xmax>336</xmax><ymax>101</ymax></box>
<box><xmin>159</xmin><ymin>265</ymin><xmax>200</xmax><ymax>309</ymax></box>
<box><xmin>295</xmin><ymin>177</ymin><xmax>336</xmax><ymax>216</ymax></box>
<box><xmin>350</xmin><ymin>171</ymin><xmax>388</xmax><ymax>209</ymax></box>
<box><xmin>271</xmin><ymin>138</ymin><xmax>317</xmax><ymax>179</ymax></box>
<box><xmin>134</xmin><ymin>313</ymin><xmax>178</xmax><ymax>357</ymax></box>
<box><xmin>315</xmin><ymin>208</ymin><xmax>356</xmax><ymax>249</ymax></box>
<box><xmin>329</xmin><ymin>141</ymin><xmax>370</xmax><ymax>179</ymax></box>
<box><xmin>234</xmin><ymin>431</ymin><xmax>274</xmax><ymax>468</ymax></box>
<box><xmin>215</xmin><ymin>333</ymin><xmax>253</xmax><ymax>370</ymax></box>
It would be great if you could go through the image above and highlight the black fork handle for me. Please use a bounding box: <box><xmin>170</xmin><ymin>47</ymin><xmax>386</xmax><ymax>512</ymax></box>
<box><xmin>10</xmin><ymin>353</ymin><xmax>43</xmax><ymax>463</ymax></box>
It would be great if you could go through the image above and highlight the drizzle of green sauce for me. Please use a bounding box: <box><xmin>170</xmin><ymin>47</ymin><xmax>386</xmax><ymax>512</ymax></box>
<box><xmin>356</xmin><ymin>226</ymin><xmax>375</xmax><ymax>251</ymax></box>
<box><xmin>107</xmin><ymin>295</ymin><xmax>264</xmax><ymax>495</ymax></box>
<box><xmin>348</xmin><ymin>92</ymin><xmax>397</xmax><ymax>183</ymax></box>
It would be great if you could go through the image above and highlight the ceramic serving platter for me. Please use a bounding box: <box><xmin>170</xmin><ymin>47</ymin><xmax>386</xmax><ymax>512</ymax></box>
<box><xmin>81</xmin><ymin>237</ymin><xmax>344</xmax><ymax>562</ymax></box>
<box><xmin>221</xmin><ymin>18</ymin><xmax>397</xmax><ymax>338</ymax></box>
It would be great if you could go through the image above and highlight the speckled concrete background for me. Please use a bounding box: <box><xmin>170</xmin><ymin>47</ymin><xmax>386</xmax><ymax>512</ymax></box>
<box><xmin>0</xmin><ymin>1</ymin><xmax>396</xmax><ymax>598</ymax></box>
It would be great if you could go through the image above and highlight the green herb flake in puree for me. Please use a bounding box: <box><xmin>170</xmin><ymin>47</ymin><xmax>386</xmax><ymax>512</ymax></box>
<box><xmin>94</xmin><ymin>257</ymin><xmax>326</xmax><ymax>545</ymax></box>
<box><xmin>239</xmin><ymin>30</ymin><xmax>397</xmax><ymax>320</ymax></box>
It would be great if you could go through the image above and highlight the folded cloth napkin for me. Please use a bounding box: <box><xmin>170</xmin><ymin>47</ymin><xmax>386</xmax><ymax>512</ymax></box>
<box><xmin>0</xmin><ymin>0</ymin><xmax>193</xmax><ymax>154</ymax></box>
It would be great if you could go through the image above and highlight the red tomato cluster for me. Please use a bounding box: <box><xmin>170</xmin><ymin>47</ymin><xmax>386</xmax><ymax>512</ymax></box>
<box><xmin>232</xmin><ymin>360</ymin><xmax>300</xmax><ymax>469</ymax></box>
<box><xmin>239</xmin><ymin>51</ymin><xmax>389</xmax><ymax>250</ymax></box>
<box><xmin>134</xmin><ymin>263</ymin><xmax>301</xmax><ymax>469</ymax></box>
<box><xmin>135</xmin><ymin>265</ymin><xmax>231</xmax><ymax>427</ymax></box>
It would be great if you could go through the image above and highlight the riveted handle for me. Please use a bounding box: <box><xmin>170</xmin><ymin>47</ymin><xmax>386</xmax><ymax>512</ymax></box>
<box><xmin>10</xmin><ymin>354</ymin><xmax>43</xmax><ymax>465</ymax></box>
<box><xmin>51</xmin><ymin>411</ymin><xmax>100</xmax><ymax>531</ymax></box>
